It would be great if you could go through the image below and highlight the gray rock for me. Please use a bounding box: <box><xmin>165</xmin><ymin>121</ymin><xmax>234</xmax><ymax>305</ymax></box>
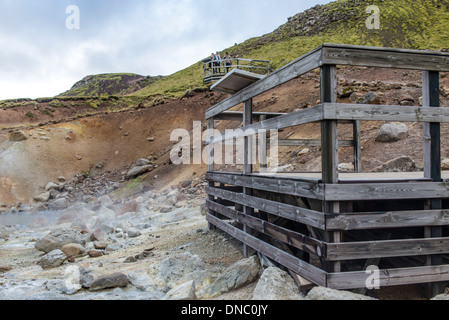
<box><xmin>431</xmin><ymin>293</ymin><xmax>449</xmax><ymax>300</ymax></box>
<box><xmin>48</xmin><ymin>198</ymin><xmax>69</xmax><ymax>211</ymax></box>
<box><xmin>252</xmin><ymin>267</ymin><xmax>304</xmax><ymax>300</ymax></box>
<box><xmin>375</xmin><ymin>122</ymin><xmax>408</xmax><ymax>142</ymax></box>
<box><xmin>155</xmin><ymin>252</ymin><xmax>205</xmax><ymax>289</ymax></box>
<box><xmin>358</xmin><ymin>92</ymin><xmax>381</xmax><ymax>105</ymax></box>
<box><xmin>33</xmin><ymin>192</ymin><xmax>51</xmax><ymax>203</ymax></box>
<box><xmin>163</xmin><ymin>280</ymin><xmax>197</xmax><ymax>300</ymax></box>
<box><xmin>126</xmin><ymin>165</ymin><xmax>153</xmax><ymax>179</ymax></box>
<box><xmin>89</xmin><ymin>272</ymin><xmax>129</xmax><ymax>291</ymax></box>
<box><xmin>203</xmin><ymin>255</ymin><xmax>260</xmax><ymax>299</ymax></box>
<box><xmin>35</xmin><ymin>227</ymin><xmax>87</xmax><ymax>253</ymax></box>
<box><xmin>136</xmin><ymin>158</ymin><xmax>151</xmax><ymax>166</ymax></box>
<box><xmin>9</xmin><ymin>131</ymin><xmax>27</xmax><ymax>142</ymax></box>
<box><xmin>37</xmin><ymin>249</ymin><xmax>67</xmax><ymax>269</ymax></box>
<box><xmin>306</xmin><ymin>286</ymin><xmax>376</xmax><ymax>300</ymax></box>
<box><xmin>372</xmin><ymin>156</ymin><xmax>416</xmax><ymax>173</ymax></box>
<box><xmin>160</xmin><ymin>206</ymin><xmax>173</xmax><ymax>213</ymax></box>
<box><xmin>127</xmin><ymin>227</ymin><xmax>141</xmax><ymax>238</ymax></box>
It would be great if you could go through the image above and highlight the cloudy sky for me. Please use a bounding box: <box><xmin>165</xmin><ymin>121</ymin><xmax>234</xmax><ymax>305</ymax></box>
<box><xmin>0</xmin><ymin>0</ymin><xmax>332</xmax><ymax>100</ymax></box>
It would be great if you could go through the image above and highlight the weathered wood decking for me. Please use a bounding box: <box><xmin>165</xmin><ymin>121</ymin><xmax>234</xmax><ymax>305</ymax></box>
<box><xmin>204</xmin><ymin>43</ymin><xmax>449</xmax><ymax>293</ymax></box>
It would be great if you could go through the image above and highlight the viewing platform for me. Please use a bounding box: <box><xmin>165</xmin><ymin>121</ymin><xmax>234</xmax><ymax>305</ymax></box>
<box><xmin>205</xmin><ymin>43</ymin><xmax>449</xmax><ymax>295</ymax></box>
<box><xmin>202</xmin><ymin>57</ymin><xmax>270</xmax><ymax>86</ymax></box>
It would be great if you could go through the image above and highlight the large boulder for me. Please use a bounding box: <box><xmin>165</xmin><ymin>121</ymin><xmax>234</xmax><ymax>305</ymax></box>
<box><xmin>9</xmin><ymin>131</ymin><xmax>27</xmax><ymax>142</ymax></box>
<box><xmin>375</xmin><ymin>122</ymin><xmax>408</xmax><ymax>142</ymax></box>
<box><xmin>372</xmin><ymin>156</ymin><xmax>416</xmax><ymax>173</ymax></box>
<box><xmin>163</xmin><ymin>280</ymin><xmax>197</xmax><ymax>300</ymax></box>
<box><xmin>37</xmin><ymin>249</ymin><xmax>67</xmax><ymax>269</ymax></box>
<box><xmin>89</xmin><ymin>273</ymin><xmax>129</xmax><ymax>291</ymax></box>
<box><xmin>125</xmin><ymin>165</ymin><xmax>153</xmax><ymax>179</ymax></box>
<box><xmin>35</xmin><ymin>227</ymin><xmax>87</xmax><ymax>253</ymax></box>
<box><xmin>202</xmin><ymin>255</ymin><xmax>260</xmax><ymax>299</ymax></box>
<box><xmin>252</xmin><ymin>267</ymin><xmax>304</xmax><ymax>300</ymax></box>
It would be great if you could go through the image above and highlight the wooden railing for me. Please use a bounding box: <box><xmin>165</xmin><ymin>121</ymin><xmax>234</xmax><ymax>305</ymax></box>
<box><xmin>203</xmin><ymin>58</ymin><xmax>270</xmax><ymax>85</ymax></box>
<box><xmin>205</xmin><ymin>43</ymin><xmax>449</xmax><ymax>293</ymax></box>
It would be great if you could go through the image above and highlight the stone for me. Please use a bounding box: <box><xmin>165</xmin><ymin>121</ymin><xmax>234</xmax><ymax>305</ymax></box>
<box><xmin>48</xmin><ymin>198</ymin><xmax>69</xmax><ymax>211</ymax></box>
<box><xmin>33</xmin><ymin>192</ymin><xmax>51</xmax><ymax>203</ymax></box>
<box><xmin>399</xmin><ymin>93</ymin><xmax>415</xmax><ymax>106</ymax></box>
<box><xmin>136</xmin><ymin>158</ymin><xmax>151</xmax><ymax>166</ymax></box>
<box><xmin>306</xmin><ymin>286</ymin><xmax>376</xmax><ymax>300</ymax></box>
<box><xmin>45</xmin><ymin>182</ymin><xmax>60</xmax><ymax>191</ymax></box>
<box><xmin>127</xmin><ymin>228</ymin><xmax>141</xmax><ymax>238</ymax></box>
<box><xmin>442</xmin><ymin>158</ymin><xmax>449</xmax><ymax>171</ymax></box>
<box><xmin>372</xmin><ymin>156</ymin><xmax>416</xmax><ymax>173</ymax></box>
<box><xmin>57</xmin><ymin>176</ymin><xmax>66</xmax><ymax>182</ymax></box>
<box><xmin>358</xmin><ymin>92</ymin><xmax>381</xmax><ymax>105</ymax></box>
<box><xmin>125</xmin><ymin>165</ymin><xmax>153</xmax><ymax>179</ymax></box>
<box><xmin>0</xmin><ymin>266</ymin><xmax>12</xmax><ymax>273</ymax></box>
<box><xmin>147</xmin><ymin>137</ymin><xmax>155</xmax><ymax>142</ymax></box>
<box><xmin>94</xmin><ymin>242</ymin><xmax>108</xmax><ymax>250</ymax></box>
<box><xmin>163</xmin><ymin>280</ymin><xmax>197</xmax><ymax>300</ymax></box>
<box><xmin>90</xmin><ymin>229</ymin><xmax>106</xmax><ymax>242</ymax></box>
<box><xmin>155</xmin><ymin>252</ymin><xmax>205</xmax><ymax>289</ymax></box>
<box><xmin>61</xmin><ymin>243</ymin><xmax>87</xmax><ymax>258</ymax></box>
<box><xmin>35</xmin><ymin>227</ymin><xmax>87</xmax><ymax>253</ymax></box>
<box><xmin>160</xmin><ymin>206</ymin><xmax>173</xmax><ymax>213</ymax></box>
<box><xmin>9</xmin><ymin>131</ymin><xmax>27</xmax><ymax>142</ymax></box>
<box><xmin>88</xmin><ymin>250</ymin><xmax>104</xmax><ymax>258</ymax></box>
<box><xmin>431</xmin><ymin>293</ymin><xmax>449</xmax><ymax>300</ymax></box>
<box><xmin>375</xmin><ymin>122</ymin><xmax>408</xmax><ymax>142</ymax></box>
<box><xmin>338</xmin><ymin>163</ymin><xmax>354</xmax><ymax>172</ymax></box>
<box><xmin>37</xmin><ymin>249</ymin><xmax>67</xmax><ymax>269</ymax></box>
<box><xmin>89</xmin><ymin>272</ymin><xmax>129</xmax><ymax>291</ymax></box>
<box><xmin>202</xmin><ymin>255</ymin><xmax>260</xmax><ymax>299</ymax></box>
<box><xmin>298</xmin><ymin>148</ymin><xmax>310</xmax><ymax>155</ymax></box>
<box><xmin>252</xmin><ymin>267</ymin><xmax>304</xmax><ymax>300</ymax></box>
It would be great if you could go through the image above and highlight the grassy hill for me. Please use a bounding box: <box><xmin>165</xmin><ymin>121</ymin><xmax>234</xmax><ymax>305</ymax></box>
<box><xmin>58</xmin><ymin>73</ymin><xmax>164</xmax><ymax>97</ymax></box>
<box><xmin>133</xmin><ymin>0</ymin><xmax>449</xmax><ymax>98</ymax></box>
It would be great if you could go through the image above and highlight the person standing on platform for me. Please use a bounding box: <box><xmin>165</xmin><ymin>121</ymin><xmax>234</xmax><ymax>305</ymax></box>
<box><xmin>214</xmin><ymin>51</ymin><xmax>221</xmax><ymax>74</ymax></box>
<box><xmin>210</xmin><ymin>53</ymin><xmax>216</xmax><ymax>74</ymax></box>
<box><xmin>224</xmin><ymin>52</ymin><xmax>232</xmax><ymax>73</ymax></box>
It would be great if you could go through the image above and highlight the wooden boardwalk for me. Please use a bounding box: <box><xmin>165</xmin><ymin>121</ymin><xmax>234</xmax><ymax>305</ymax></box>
<box><xmin>204</xmin><ymin>43</ymin><xmax>449</xmax><ymax>294</ymax></box>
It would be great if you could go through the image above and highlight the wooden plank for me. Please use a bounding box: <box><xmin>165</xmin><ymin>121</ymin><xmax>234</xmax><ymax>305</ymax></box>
<box><xmin>321</xmin><ymin>44</ymin><xmax>449</xmax><ymax>72</ymax></box>
<box><xmin>326</xmin><ymin>209</ymin><xmax>449</xmax><ymax>231</ymax></box>
<box><xmin>205</xmin><ymin>172</ymin><xmax>325</xmax><ymax>200</ymax></box>
<box><xmin>259</xmin><ymin>115</ymin><xmax>267</xmax><ymax>169</ymax></box>
<box><xmin>324</xmin><ymin>182</ymin><xmax>449</xmax><ymax>201</ymax></box>
<box><xmin>206</xmin><ymin>213</ymin><xmax>327</xmax><ymax>286</ymax></box>
<box><xmin>277</xmin><ymin>139</ymin><xmax>353</xmax><ymax>147</ymax></box>
<box><xmin>205</xmin><ymin>48</ymin><xmax>323</xmax><ymax>119</ymax></box>
<box><xmin>207</xmin><ymin>104</ymin><xmax>324</xmax><ymax>145</ymax></box>
<box><xmin>323</xmin><ymin>103</ymin><xmax>449</xmax><ymax>123</ymax></box>
<box><xmin>327</xmin><ymin>264</ymin><xmax>449</xmax><ymax>290</ymax></box>
<box><xmin>214</xmin><ymin>111</ymin><xmax>287</xmax><ymax>121</ymax></box>
<box><xmin>206</xmin><ymin>186</ymin><xmax>326</xmax><ymax>229</ymax></box>
<box><xmin>326</xmin><ymin>237</ymin><xmax>449</xmax><ymax>261</ymax></box>
<box><xmin>207</xmin><ymin>200</ymin><xmax>326</xmax><ymax>257</ymax></box>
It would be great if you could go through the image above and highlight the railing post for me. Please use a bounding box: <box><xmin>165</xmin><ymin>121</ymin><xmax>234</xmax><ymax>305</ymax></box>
<box><xmin>243</xmin><ymin>98</ymin><xmax>256</xmax><ymax>257</ymax></box>
<box><xmin>423</xmin><ymin>70</ymin><xmax>443</xmax><ymax>296</ymax></box>
<box><xmin>320</xmin><ymin>64</ymin><xmax>341</xmax><ymax>273</ymax></box>
<box><xmin>207</xmin><ymin>117</ymin><xmax>216</xmax><ymax>231</ymax></box>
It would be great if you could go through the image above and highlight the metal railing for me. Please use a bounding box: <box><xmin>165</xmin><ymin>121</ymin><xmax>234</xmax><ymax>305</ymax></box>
<box><xmin>203</xmin><ymin>58</ymin><xmax>270</xmax><ymax>85</ymax></box>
